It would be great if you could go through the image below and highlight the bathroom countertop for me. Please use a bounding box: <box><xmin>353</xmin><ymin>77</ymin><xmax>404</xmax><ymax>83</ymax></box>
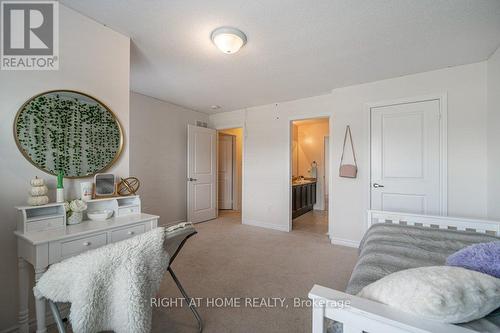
<box><xmin>292</xmin><ymin>179</ymin><xmax>317</xmax><ymax>186</ymax></box>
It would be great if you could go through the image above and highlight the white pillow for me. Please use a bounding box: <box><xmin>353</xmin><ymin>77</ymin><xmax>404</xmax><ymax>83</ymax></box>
<box><xmin>358</xmin><ymin>266</ymin><xmax>500</xmax><ymax>324</ymax></box>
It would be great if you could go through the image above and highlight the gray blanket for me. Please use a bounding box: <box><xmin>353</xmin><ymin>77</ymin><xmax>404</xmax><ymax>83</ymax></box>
<box><xmin>329</xmin><ymin>223</ymin><xmax>500</xmax><ymax>333</ymax></box>
<box><xmin>346</xmin><ymin>223</ymin><xmax>500</xmax><ymax>295</ymax></box>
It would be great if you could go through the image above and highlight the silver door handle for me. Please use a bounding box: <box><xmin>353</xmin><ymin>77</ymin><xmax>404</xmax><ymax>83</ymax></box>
<box><xmin>373</xmin><ymin>183</ymin><xmax>384</xmax><ymax>188</ymax></box>
<box><xmin>188</xmin><ymin>178</ymin><xmax>198</xmax><ymax>181</ymax></box>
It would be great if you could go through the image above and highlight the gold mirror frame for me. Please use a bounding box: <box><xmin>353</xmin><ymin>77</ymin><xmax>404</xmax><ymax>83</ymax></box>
<box><xmin>13</xmin><ymin>90</ymin><xmax>124</xmax><ymax>179</ymax></box>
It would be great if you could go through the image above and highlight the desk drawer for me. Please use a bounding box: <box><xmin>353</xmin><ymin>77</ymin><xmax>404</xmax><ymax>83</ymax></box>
<box><xmin>49</xmin><ymin>233</ymin><xmax>107</xmax><ymax>262</ymax></box>
<box><xmin>118</xmin><ymin>205</ymin><xmax>140</xmax><ymax>216</ymax></box>
<box><xmin>26</xmin><ymin>216</ymin><xmax>65</xmax><ymax>233</ymax></box>
<box><xmin>110</xmin><ymin>223</ymin><xmax>146</xmax><ymax>243</ymax></box>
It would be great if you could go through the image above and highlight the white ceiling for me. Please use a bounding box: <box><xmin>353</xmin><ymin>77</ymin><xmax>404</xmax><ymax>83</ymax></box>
<box><xmin>61</xmin><ymin>0</ymin><xmax>500</xmax><ymax>114</ymax></box>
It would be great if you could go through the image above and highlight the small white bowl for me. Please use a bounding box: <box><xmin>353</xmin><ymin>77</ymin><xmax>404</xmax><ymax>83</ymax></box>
<box><xmin>87</xmin><ymin>209</ymin><xmax>113</xmax><ymax>221</ymax></box>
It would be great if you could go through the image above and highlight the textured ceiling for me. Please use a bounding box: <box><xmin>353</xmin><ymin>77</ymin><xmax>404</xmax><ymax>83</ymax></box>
<box><xmin>61</xmin><ymin>0</ymin><xmax>500</xmax><ymax>114</ymax></box>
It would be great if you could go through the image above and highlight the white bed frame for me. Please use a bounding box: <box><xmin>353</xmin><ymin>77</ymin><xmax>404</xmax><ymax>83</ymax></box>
<box><xmin>309</xmin><ymin>210</ymin><xmax>500</xmax><ymax>333</ymax></box>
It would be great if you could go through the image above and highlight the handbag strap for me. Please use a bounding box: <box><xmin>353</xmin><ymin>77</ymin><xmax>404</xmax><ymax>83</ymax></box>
<box><xmin>340</xmin><ymin>125</ymin><xmax>357</xmax><ymax>167</ymax></box>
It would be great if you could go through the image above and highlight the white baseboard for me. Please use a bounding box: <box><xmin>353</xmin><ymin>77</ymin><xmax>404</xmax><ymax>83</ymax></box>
<box><xmin>1</xmin><ymin>303</ymin><xmax>70</xmax><ymax>333</ymax></box>
<box><xmin>243</xmin><ymin>219</ymin><xmax>290</xmax><ymax>232</ymax></box>
<box><xmin>329</xmin><ymin>236</ymin><xmax>360</xmax><ymax>248</ymax></box>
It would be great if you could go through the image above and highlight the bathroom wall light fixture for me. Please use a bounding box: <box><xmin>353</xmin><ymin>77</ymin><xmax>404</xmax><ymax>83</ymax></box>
<box><xmin>211</xmin><ymin>27</ymin><xmax>247</xmax><ymax>54</ymax></box>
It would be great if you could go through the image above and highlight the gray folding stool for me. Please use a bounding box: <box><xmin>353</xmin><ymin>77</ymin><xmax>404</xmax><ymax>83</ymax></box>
<box><xmin>49</xmin><ymin>225</ymin><xmax>203</xmax><ymax>333</ymax></box>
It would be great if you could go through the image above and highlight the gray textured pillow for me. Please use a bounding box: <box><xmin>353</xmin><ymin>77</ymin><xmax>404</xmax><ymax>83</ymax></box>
<box><xmin>358</xmin><ymin>266</ymin><xmax>500</xmax><ymax>324</ymax></box>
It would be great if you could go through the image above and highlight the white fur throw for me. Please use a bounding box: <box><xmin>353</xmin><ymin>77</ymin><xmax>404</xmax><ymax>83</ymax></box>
<box><xmin>34</xmin><ymin>227</ymin><xmax>169</xmax><ymax>333</ymax></box>
<box><xmin>358</xmin><ymin>266</ymin><xmax>500</xmax><ymax>324</ymax></box>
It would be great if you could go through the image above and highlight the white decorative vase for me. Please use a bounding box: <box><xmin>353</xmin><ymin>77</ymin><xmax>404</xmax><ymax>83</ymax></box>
<box><xmin>67</xmin><ymin>212</ymin><xmax>83</xmax><ymax>225</ymax></box>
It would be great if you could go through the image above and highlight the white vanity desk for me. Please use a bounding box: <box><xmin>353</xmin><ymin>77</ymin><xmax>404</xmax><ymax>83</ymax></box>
<box><xmin>14</xmin><ymin>196</ymin><xmax>159</xmax><ymax>333</ymax></box>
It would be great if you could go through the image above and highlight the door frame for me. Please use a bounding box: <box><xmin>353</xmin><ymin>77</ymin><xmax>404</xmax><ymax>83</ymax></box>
<box><xmin>217</xmin><ymin>132</ymin><xmax>237</xmax><ymax>210</ymax></box>
<box><xmin>214</xmin><ymin>125</ymin><xmax>245</xmax><ymax>218</ymax></box>
<box><xmin>287</xmin><ymin>114</ymin><xmax>332</xmax><ymax>233</ymax></box>
<box><xmin>365</xmin><ymin>93</ymin><xmax>448</xmax><ymax>216</ymax></box>
<box><xmin>323</xmin><ymin>135</ymin><xmax>329</xmax><ymax>210</ymax></box>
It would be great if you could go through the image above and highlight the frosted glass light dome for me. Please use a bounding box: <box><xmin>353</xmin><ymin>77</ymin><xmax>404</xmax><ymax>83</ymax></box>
<box><xmin>211</xmin><ymin>27</ymin><xmax>247</xmax><ymax>54</ymax></box>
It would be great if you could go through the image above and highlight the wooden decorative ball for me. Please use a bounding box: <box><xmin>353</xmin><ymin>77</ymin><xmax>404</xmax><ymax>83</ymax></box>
<box><xmin>117</xmin><ymin>177</ymin><xmax>140</xmax><ymax>196</ymax></box>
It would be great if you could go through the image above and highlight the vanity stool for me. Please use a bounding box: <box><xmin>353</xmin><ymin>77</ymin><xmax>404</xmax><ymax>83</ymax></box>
<box><xmin>47</xmin><ymin>223</ymin><xmax>203</xmax><ymax>333</ymax></box>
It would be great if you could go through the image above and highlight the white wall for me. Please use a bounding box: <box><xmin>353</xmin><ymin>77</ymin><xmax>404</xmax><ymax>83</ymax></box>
<box><xmin>209</xmin><ymin>62</ymin><xmax>489</xmax><ymax>243</ymax></box>
<box><xmin>0</xmin><ymin>5</ymin><xmax>130</xmax><ymax>330</ymax></box>
<box><xmin>292</xmin><ymin>124</ymin><xmax>299</xmax><ymax>177</ymax></box>
<box><xmin>129</xmin><ymin>92</ymin><xmax>209</xmax><ymax>224</ymax></box>
<box><xmin>330</xmin><ymin>62</ymin><xmax>487</xmax><ymax>244</ymax></box>
<box><xmin>210</xmin><ymin>94</ymin><xmax>333</xmax><ymax>232</ymax></box>
<box><xmin>487</xmin><ymin>46</ymin><xmax>500</xmax><ymax>219</ymax></box>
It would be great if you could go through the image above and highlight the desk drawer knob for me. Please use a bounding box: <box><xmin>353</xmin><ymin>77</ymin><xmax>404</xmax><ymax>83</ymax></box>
<box><xmin>83</xmin><ymin>242</ymin><xmax>91</xmax><ymax>246</ymax></box>
<box><xmin>127</xmin><ymin>231</ymin><xmax>135</xmax><ymax>235</ymax></box>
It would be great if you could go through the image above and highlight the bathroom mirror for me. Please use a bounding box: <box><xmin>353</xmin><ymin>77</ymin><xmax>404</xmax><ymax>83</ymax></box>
<box><xmin>14</xmin><ymin>90</ymin><xmax>123</xmax><ymax>178</ymax></box>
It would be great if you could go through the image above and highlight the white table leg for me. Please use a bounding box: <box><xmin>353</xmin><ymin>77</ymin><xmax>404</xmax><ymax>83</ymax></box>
<box><xmin>34</xmin><ymin>267</ymin><xmax>48</xmax><ymax>333</ymax></box>
<box><xmin>18</xmin><ymin>258</ymin><xmax>30</xmax><ymax>333</ymax></box>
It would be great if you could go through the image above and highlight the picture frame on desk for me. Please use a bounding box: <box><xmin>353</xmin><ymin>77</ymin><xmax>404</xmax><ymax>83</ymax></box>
<box><xmin>93</xmin><ymin>173</ymin><xmax>116</xmax><ymax>198</ymax></box>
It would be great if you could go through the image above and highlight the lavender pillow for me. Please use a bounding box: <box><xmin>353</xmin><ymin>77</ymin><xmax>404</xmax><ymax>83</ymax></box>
<box><xmin>446</xmin><ymin>241</ymin><xmax>500</xmax><ymax>278</ymax></box>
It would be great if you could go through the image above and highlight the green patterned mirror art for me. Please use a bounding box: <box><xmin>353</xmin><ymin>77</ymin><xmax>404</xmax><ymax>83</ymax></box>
<box><xmin>14</xmin><ymin>90</ymin><xmax>123</xmax><ymax>178</ymax></box>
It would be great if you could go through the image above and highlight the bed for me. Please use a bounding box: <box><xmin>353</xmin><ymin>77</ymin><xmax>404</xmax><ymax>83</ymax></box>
<box><xmin>309</xmin><ymin>210</ymin><xmax>500</xmax><ymax>333</ymax></box>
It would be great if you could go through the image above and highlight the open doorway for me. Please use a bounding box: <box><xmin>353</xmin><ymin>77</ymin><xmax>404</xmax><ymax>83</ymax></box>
<box><xmin>217</xmin><ymin>128</ymin><xmax>243</xmax><ymax>222</ymax></box>
<box><xmin>290</xmin><ymin>118</ymin><xmax>330</xmax><ymax>235</ymax></box>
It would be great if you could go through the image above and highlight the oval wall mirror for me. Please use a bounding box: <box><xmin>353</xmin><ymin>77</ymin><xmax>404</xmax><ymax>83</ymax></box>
<box><xmin>14</xmin><ymin>90</ymin><xmax>123</xmax><ymax>178</ymax></box>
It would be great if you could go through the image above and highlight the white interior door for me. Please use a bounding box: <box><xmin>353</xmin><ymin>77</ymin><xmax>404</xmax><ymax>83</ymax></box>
<box><xmin>371</xmin><ymin>99</ymin><xmax>442</xmax><ymax>215</ymax></box>
<box><xmin>218</xmin><ymin>134</ymin><xmax>233</xmax><ymax>210</ymax></box>
<box><xmin>187</xmin><ymin>125</ymin><xmax>217</xmax><ymax>223</ymax></box>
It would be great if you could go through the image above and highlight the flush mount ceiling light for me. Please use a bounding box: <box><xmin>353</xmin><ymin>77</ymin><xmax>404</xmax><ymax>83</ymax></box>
<box><xmin>211</xmin><ymin>27</ymin><xmax>247</xmax><ymax>54</ymax></box>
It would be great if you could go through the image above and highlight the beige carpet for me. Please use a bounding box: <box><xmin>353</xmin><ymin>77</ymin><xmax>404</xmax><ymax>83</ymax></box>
<box><xmin>152</xmin><ymin>211</ymin><xmax>358</xmax><ymax>333</ymax></box>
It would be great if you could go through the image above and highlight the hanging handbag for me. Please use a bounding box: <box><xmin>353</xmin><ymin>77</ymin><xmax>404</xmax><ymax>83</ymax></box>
<box><xmin>339</xmin><ymin>125</ymin><xmax>358</xmax><ymax>178</ymax></box>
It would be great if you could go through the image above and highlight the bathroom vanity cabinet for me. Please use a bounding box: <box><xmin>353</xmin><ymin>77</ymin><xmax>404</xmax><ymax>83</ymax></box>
<box><xmin>292</xmin><ymin>180</ymin><xmax>317</xmax><ymax>219</ymax></box>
